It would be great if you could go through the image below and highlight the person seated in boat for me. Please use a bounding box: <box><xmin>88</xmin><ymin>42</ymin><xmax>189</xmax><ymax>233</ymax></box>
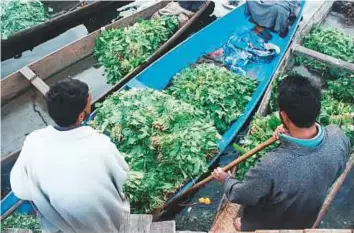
<box><xmin>212</xmin><ymin>75</ymin><xmax>351</xmax><ymax>231</ymax></box>
<box><xmin>10</xmin><ymin>79</ymin><xmax>130</xmax><ymax>233</ymax></box>
<box><xmin>245</xmin><ymin>0</ymin><xmax>300</xmax><ymax>38</ymax></box>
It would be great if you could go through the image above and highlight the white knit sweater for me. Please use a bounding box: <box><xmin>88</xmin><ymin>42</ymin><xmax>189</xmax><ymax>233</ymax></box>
<box><xmin>10</xmin><ymin>126</ymin><xmax>130</xmax><ymax>233</ymax></box>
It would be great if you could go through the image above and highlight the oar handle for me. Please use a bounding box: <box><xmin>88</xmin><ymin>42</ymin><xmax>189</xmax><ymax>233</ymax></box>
<box><xmin>193</xmin><ymin>137</ymin><xmax>277</xmax><ymax>190</ymax></box>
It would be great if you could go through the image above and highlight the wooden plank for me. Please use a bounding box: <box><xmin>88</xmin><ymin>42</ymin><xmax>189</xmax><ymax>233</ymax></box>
<box><xmin>256</xmin><ymin>230</ymin><xmax>280</xmax><ymax>233</ymax></box>
<box><xmin>305</xmin><ymin>230</ymin><xmax>332</xmax><ymax>233</ymax></box>
<box><xmin>292</xmin><ymin>44</ymin><xmax>354</xmax><ymax>73</ymax></box>
<box><xmin>1</xmin><ymin>1</ymin><xmax>169</xmax><ymax>105</ymax></box>
<box><xmin>279</xmin><ymin>230</ymin><xmax>303</xmax><ymax>233</ymax></box>
<box><xmin>19</xmin><ymin>67</ymin><xmax>50</xmax><ymax>96</ymax></box>
<box><xmin>176</xmin><ymin>231</ymin><xmax>207</xmax><ymax>233</ymax></box>
<box><xmin>2</xmin><ymin>229</ymin><xmax>33</xmax><ymax>233</ymax></box>
<box><xmin>150</xmin><ymin>221</ymin><xmax>176</xmax><ymax>233</ymax></box>
<box><xmin>120</xmin><ymin>214</ymin><xmax>153</xmax><ymax>233</ymax></box>
<box><xmin>210</xmin><ymin>202</ymin><xmax>240</xmax><ymax>233</ymax></box>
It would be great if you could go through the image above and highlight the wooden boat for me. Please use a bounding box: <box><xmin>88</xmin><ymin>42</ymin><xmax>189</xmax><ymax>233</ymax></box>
<box><xmin>1</xmin><ymin>0</ymin><xmax>306</xmax><ymax>221</ymax></box>
<box><xmin>1</xmin><ymin>1</ymin><xmax>133</xmax><ymax>61</ymax></box>
<box><xmin>210</xmin><ymin>1</ymin><xmax>354</xmax><ymax>232</ymax></box>
<box><xmin>1</xmin><ymin>0</ymin><xmax>214</xmax><ymax>219</ymax></box>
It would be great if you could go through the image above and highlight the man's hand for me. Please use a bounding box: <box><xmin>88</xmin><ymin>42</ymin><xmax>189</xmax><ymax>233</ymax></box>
<box><xmin>273</xmin><ymin>124</ymin><xmax>289</xmax><ymax>139</ymax></box>
<box><xmin>212</xmin><ymin>167</ymin><xmax>231</xmax><ymax>183</ymax></box>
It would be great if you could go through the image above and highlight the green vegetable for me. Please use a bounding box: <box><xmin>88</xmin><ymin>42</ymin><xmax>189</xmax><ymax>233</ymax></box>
<box><xmin>296</xmin><ymin>27</ymin><xmax>354</xmax><ymax>78</ymax></box>
<box><xmin>235</xmin><ymin>112</ymin><xmax>281</xmax><ymax>181</ymax></box>
<box><xmin>327</xmin><ymin>75</ymin><xmax>354</xmax><ymax>103</ymax></box>
<box><xmin>1</xmin><ymin>214</ymin><xmax>41</xmax><ymax>233</ymax></box>
<box><xmin>166</xmin><ymin>63</ymin><xmax>258</xmax><ymax>134</ymax></box>
<box><xmin>94</xmin><ymin>16</ymin><xmax>178</xmax><ymax>84</ymax></box>
<box><xmin>1</xmin><ymin>0</ymin><xmax>52</xmax><ymax>39</ymax></box>
<box><xmin>90</xmin><ymin>89</ymin><xmax>220</xmax><ymax>213</ymax></box>
<box><xmin>319</xmin><ymin>92</ymin><xmax>354</xmax><ymax>144</ymax></box>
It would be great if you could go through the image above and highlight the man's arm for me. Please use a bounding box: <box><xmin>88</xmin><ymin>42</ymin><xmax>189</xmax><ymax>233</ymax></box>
<box><xmin>213</xmin><ymin>159</ymin><xmax>273</xmax><ymax>206</ymax></box>
<box><xmin>10</xmin><ymin>136</ymin><xmax>34</xmax><ymax>200</ymax></box>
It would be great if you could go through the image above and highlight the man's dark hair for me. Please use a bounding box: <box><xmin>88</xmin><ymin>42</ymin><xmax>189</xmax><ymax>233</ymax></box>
<box><xmin>278</xmin><ymin>75</ymin><xmax>321</xmax><ymax>128</ymax></box>
<box><xmin>46</xmin><ymin>79</ymin><xmax>89</xmax><ymax>127</ymax></box>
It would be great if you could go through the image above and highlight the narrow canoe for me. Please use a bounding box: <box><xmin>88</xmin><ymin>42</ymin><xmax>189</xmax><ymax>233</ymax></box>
<box><xmin>1</xmin><ymin>1</ymin><xmax>214</xmax><ymax>219</ymax></box>
<box><xmin>91</xmin><ymin>1</ymin><xmax>305</xmax><ymax>217</ymax></box>
<box><xmin>209</xmin><ymin>2</ymin><xmax>352</xmax><ymax>232</ymax></box>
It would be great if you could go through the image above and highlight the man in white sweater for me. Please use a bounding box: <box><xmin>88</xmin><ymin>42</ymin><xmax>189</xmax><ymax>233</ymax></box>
<box><xmin>10</xmin><ymin>79</ymin><xmax>130</xmax><ymax>233</ymax></box>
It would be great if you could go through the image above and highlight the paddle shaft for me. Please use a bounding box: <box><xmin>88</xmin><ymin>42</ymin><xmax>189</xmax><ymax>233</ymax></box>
<box><xmin>181</xmin><ymin>137</ymin><xmax>277</xmax><ymax>197</ymax></box>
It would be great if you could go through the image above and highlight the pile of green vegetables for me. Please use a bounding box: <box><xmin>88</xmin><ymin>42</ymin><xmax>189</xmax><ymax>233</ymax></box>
<box><xmin>327</xmin><ymin>75</ymin><xmax>354</xmax><ymax>103</ymax></box>
<box><xmin>1</xmin><ymin>214</ymin><xmax>41</xmax><ymax>233</ymax></box>
<box><xmin>90</xmin><ymin>89</ymin><xmax>220</xmax><ymax>213</ymax></box>
<box><xmin>166</xmin><ymin>63</ymin><xmax>258</xmax><ymax>134</ymax></box>
<box><xmin>236</xmin><ymin>74</ymin><xmax>354</xmax><ymax>180</ymax></box>
<box><xmin>296</xmin><ymin>27</ymin><xmax>354</xmax><ymax>78</ymax></box>
<box><xmin>235</xmin><ymin>113</ymin><xmax>281</xmax><ymax>180</ymax></box>
<box><xmin>1</xmin><ymin>0</ymin><xmax>52</xmax><ymax>39</ymax></box>
<box><xmin>94</xmin><ymin>16</ymin><xmax>179</xmax><ymax>84</ymax></box>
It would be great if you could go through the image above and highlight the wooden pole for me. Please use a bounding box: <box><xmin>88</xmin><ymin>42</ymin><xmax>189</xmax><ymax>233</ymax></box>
<box><xmin>292</xmin><ymin>44</ymin><xmax>354</xmax><ymax>73</ymax></box>
<box><xmin>312</xmin><ymin>153</ymin><xmax>354</xmax><ymax>228</ymax></box>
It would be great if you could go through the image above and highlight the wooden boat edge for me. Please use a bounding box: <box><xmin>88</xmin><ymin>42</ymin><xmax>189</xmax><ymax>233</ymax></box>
<box><xmin>1</xmin><ymin>1</ymin><xmax>114</xmax><ymax>43</ymax></box>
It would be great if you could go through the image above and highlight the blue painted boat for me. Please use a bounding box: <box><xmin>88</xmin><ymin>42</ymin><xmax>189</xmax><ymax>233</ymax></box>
<box><xmin>1</xmin><ymin>1</ymin><xmax>305</xmax><ymax>219</ymax></box>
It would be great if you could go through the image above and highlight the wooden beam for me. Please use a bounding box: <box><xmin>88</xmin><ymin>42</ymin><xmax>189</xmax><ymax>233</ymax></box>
<box><xmin>150</xmin><ymin>221</ymin><xmax>176</xmax><ymax>233</ymax></box>
<box><xmin>120</xmin><ymin>214</ymin><xmax>153</xmax><ymax>233</ymax></box>
<box><xmin>292</xmin><ymin>44</ymin><xmax>354</xmax><ymax>73</ymax></box>
<box><xmin>19</xmin><ymin>67</ymin><xmax>50</xmax><ymax>96</ymax></box>
<box><xmin>2</xmin><ymin>229</ymin><xmax>33</xmax><ymax>233</ymax></box>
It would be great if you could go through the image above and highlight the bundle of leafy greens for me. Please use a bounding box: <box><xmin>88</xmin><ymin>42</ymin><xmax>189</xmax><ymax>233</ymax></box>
<box><xmin>319</xmin><ymin>93</ymin><xmax>354</xmax><ymax>144</ymax></box>
<box><xmin>94</xmin><ymin>16</ymin><xmax>179</xmax><ymax>84</ymax></box>
<box><xmin>90</xmin><ymin>89</ymin><xmax>220</xmax><ymax>213</ymax></box>
<box><xmin>327</xmin><ymin>75</ymin><xmax>354</xmax><ymax>103</ymax></box>
<box><xmin>1</xmin><ymin>0</ymin><xmax>52</xmax><ymax>39</ymax></box>
<box><xmin>1</xmin><ymin>214</ymin><xmax>41</xmax><ymax>233</ymax></box>
<box><xmin>234</xmin><ymin>113</ymin><xmax>281</xmax><ymax>180</ymax></box>
<box><xmin>166</xmin><ymin>63</ymin><xmax>258</xmax><ymax>134</ymax></box>
<box><xmin>296</xmin><ymin>27</ymin><xmax>354</xmax><ymax>78</ymax></box>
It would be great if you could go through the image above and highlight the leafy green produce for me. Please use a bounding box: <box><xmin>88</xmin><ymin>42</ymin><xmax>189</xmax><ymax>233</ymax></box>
<box><xmin>327</xmin><ymin>75</ymin><xmax>354</xmax><ymax>103</ymax></box>
<box><xmin>94</xmin><ymin>16</ymin><xmax>178</xmax><ymax>84</ymax></box>
<box><xmin>319</xmin><ymin>93</ymin><xmax>354</xmax><ymax>144</ymax></box>
<box><xmin>234</xmin><ymin>113</ymin><xmax>281</xmax><ymax>180</ymax></box>
<box><xmin>166</xmin><ymin>63</ymin><xmax>258</xmax><ymax>134</ymax></box>
<box><xmin>296</xmin><ymin>27</ymin><xmax>354</xmax><ymax>78</ymax></box>
<box><xmin>1</xmin><ymin>214</ymin><xmax>41</xmax><ymax>233</ymax></box>
<box><xmin>1</xmin><ymin>0</ymin><xmax>52</xmax><ymax>39</ymax></box>
<box><xmin>90</xmin><ymin>89</ymin><xmax>220</xmax><ymax>213</ymax></box>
